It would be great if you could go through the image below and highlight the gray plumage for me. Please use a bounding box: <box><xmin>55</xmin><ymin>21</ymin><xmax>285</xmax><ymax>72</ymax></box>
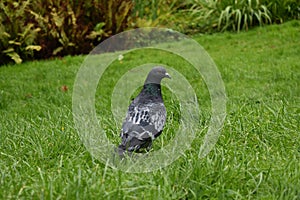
<box><xmin>117</xmin><ymin>66</ymin><xmax>171</xmax><ymax>157</ymax></box>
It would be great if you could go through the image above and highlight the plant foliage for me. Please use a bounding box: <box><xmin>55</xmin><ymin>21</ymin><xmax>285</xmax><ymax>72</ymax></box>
<box><xmin>0</xmin><ymin>0</ymin><xmax>299</xmax><ymax>65</ymax></box>
<box><xmin>132</xmin><ymin>0</ymin><xmax>300</xmax><ymax>34</ymax></box>
<box><xmin>0</xmin><ymin>0</ymin><xmax>41</xmax><ymax>64</ymax></box>
<box><xmin>0</xmin><ymin>0</ymin><xmax>133</xmax><ymax>65</ymax></box>
<box><xmin>217</xmin><ymin>0</ymin><xmax>272</xmax><ymax>32</ymax></box>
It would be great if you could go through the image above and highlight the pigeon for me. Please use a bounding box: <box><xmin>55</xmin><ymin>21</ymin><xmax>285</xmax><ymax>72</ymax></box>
<box><xmin>117</xmin><ymin>66</ymin><xmax>171</xmax><ymax>157</ymax></box>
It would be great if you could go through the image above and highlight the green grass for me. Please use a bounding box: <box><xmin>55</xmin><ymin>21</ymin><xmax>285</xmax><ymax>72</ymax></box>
<box><xmin>0</xmin><ymin>20</ymin><xmax>300</xmax><ymax>199</ymax></box>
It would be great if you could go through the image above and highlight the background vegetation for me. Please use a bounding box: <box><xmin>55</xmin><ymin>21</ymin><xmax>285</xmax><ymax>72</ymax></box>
<box><xmin>1</xmin><ymin>0</ymin><xmax>299</xmax><ymax>65</ymax></box>
<box><xmin>0</xmin><ymin>20</ymin><xmax>299</xmax><ymax>199</ymax></box>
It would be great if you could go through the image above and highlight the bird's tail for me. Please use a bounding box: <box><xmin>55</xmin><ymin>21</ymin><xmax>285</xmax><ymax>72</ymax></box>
<box><xmin>116</xmin><ymin>146</ymin><xmax>126</xmax><ymax>157</ymax></box>
<box><xmin>113</xmin><ymin>145</ymin><xmax>131</xmax><ymax>160</ymax></box>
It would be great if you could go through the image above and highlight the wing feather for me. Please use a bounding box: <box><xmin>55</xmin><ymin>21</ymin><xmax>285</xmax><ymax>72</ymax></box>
<box><xmin>120</xmin><ymin>102</ymin><xmax>166</xmax><ymax>151</ymax></box>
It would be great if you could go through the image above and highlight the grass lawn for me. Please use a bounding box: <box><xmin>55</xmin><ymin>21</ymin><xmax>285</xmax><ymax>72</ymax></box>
<box><xmin>0</xmin><ymin>20</ymin><xmax>299</xmax><ymax>199</ymax></box>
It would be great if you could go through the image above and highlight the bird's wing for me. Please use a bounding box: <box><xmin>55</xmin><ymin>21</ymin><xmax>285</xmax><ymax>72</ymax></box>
<box><xmin>121</xmin><ymin>104</ymin><xmax>154</xmax><ymax>140</ymax></box>
<box><xmin>148</xmin><ymin>102</ymin><xmax>166</xmax><ymax>137</ymax></box>
<box><xmin>120</xmin><ymin>102</ymin><xmax>166</xmax><ymax>151</ymax></box>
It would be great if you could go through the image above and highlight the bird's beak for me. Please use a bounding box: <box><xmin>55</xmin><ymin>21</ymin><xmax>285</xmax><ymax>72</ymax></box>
<box><xmin>165</xmin><ymin>72</ymin><xmax>171</xmax><ymax>79</ymax></box>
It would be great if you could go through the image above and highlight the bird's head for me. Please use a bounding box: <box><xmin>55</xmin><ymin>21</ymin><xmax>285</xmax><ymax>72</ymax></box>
<box><xmin>145</xmin><ymin>66</ymin><xmax>171</xmax><ymax>84</ymax></box>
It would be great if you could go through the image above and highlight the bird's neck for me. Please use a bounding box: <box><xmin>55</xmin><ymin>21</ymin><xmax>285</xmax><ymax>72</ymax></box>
<box><xmin>143</xmin><ymin>83</ymin><xmax>162</xmax><ymax>97</ymax></box>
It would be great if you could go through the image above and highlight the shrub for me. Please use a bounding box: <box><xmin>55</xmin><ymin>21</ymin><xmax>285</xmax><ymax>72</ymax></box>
<box><xmin>262</xmin><ymin>0</ymin><xmax>300</xmax><ymax>23</ymax></box>
<box><xmin>217</xmin><ymin>0</ymin><xmax>272</xmax><ymax>32</ymax></box>
<box><xmin>131</xmin><ymin>0</ymin><xmax>189</xmax><ymax>28</ymax></box>
<box><xmin>185</xmin><ymin>0</ymin><xmax>221</xmax><ymax>33</ymax></box>
<box><xmin>29</xmin><ymin>0</ymin><xmax>134</xmax><ymax>59</ymax></box>
<box><xmin>0</xmin><ymin>0</ymin><xmax>41</xmax><ymax>64</ymax></box>
<box><xmin>182</xmin><ymin>0</ymin><xmax>272</xmax><ymax>33</ymax></box>
<box><xmin>1</xmin><ymin>0</ymin><xmax>299</xmax><ymax>65</ymax></box>
<box><xmin>0</xmin><ymin>0</ymin><xmax>134</xmax><ymax>65</ymax></box>
<box><xmin>133</xmin><ymin>0</ymin><xmax>299</xmax><ymax>34</ymax></box>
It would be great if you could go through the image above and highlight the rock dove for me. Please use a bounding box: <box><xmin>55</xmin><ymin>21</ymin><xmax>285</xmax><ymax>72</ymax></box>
<box><xmin>117</xmin><ymin>66</ymin><xmax>171</xmax><ymax>157</ymax></box>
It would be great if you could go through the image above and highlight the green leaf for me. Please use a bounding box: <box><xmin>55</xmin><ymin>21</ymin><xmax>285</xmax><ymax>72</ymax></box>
<box><xmin>25</xmin><ymin>45</ymin><xmax>42</xmax><ymax>51</ymax></box>
<box><xmin>2</xmin><ymin>48</ymin><xmax>14</xmax><ymax>53</ymax></box>
<box><xmin>52</xmin><ymin>47</ymin><xmax>64</xmax><ymax>55</ymax></box>
<box><xmin>95</xmin><ymin>22</ymin><xmax>106</xmax><ymax>31</ymax></box>
<box><xmin>8</xmin><ymin>40</ymin><xmax>22</xmax><ymax>46</ymax></box>
<box><xmin>0</xmin><ymin>31</ymin><xmax>10</xmax><ymax>38</ymax></box>
<box><xmin>51</xmin><ymin>10</ymin><xmax>64</xmax><ymax>28</ymax></box>
<box><xmin>2</xmin><ymin>48</ymin><xmax>22</xmax><ymax>64</ymax></box>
